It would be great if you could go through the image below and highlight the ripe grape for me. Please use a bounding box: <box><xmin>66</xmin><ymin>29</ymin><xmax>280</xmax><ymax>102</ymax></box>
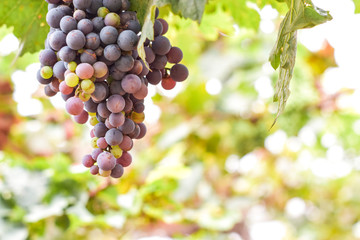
<box><xmin>105</xmin><ymin>128</ymin><xmax>123</xmax><ymax>146</ymax></box>
<box><xmin>115</xmin><ymin>55</ymin><xmax>134</xmax><ymax>72</ymax></box>
<box><xmin>39</xmin><ymin>49</ymin><xmax>57</xmax><ymax>66</ymax></box>
<box><xmin>93</xmin><ymin>61</ymin><xmax>108</xmax><ymax>78</ymax></box>
<box><xmin>170</xmin><ymin>64</ymin><xmax>189</xmax><ymax>82</ymax></box>
<box><xmin>65</xmin><ymin>97</ymin><xmax>84</xmax><ymax>115</ymax></box>
<box><xmin>94</xmin><ymin>122</ymin><xmax>108</xmax><ymax>138</ymax></box>
<box><xmin>161</xmin><ymin>77</ymin><xmax>176</xmax><ymax>90</ymax></box>
<box><xmin>121</xmin><ymin>74</ymin><xmax>141</xmax><ymax>93</ymax></box>
<box><xmin>85</xmin><ymin>33</ymin><xmax>101</xmax><ymax>50</ymax></box>
<box><xmin>110</xmin><ymin>164</ymin><xmax>124</xmax><ymax>178</ymax></box>
<box><xmin>49</xmin><ymin>30</ymin><xmax>66</xmax><ymax>51</ymax></box>
<box><xmin>100</xmin><ymin>26</ymin><xmax>118</xmax><ymax>45</ymax></box>
<box><xmin>66</xmin><ymin>30</ymin><xmax>86</xmax><ymax>50</ymax></box>
<box><xmin>60</xmin><ymin>16</ymin><xmax>77</xmax><ymax>33</ymax></box>
<box><xmin>104</xmin><ymin>44</ymin><xmax>121</xmax><ymax>61</ymax></box>
<box><xmin>77</xmin><ymin>19</ymin><xmax>94</xmax><ymax>35</ymax></box>
<box><xmin>166</xmin><ymin>47</ymin><xmax>183</xmax><ymax>64</ymax></box>
<box><xmin>82</xmin><ymin>154</ymin><xmax>95</xmax><ymax>168</ymax></box>
<box><xmin>80</xmin><ymin>49</ymin><xmax>97</xmax><ymax>64</ymax></box>
<box><xmin>152</xmin><ymin>36</ymin><xmax>171</xmax><ymax>55</ymax></box>
<box><xmin>117</xmin><ymin>151</ymin><xmax>132</xmax><ymax>167</ymax></box>
<box><xmin>73</xmin><ymin>0</ymin><xmax>92</xmax><ymax>10</ymax></box>
<box><xmin>58</xmin><ymin>46</ymin><xmax>77</xmax><ymax>62</ymax></box>
<box><xmin>97</xmin><ymin>102</ymin><xmax>111</xmax><ymax>118</ymax></box>
<box><xmin>46</xmin><ymin>8</ymin><xmax>66</xmax><ymax>28</ymax></box>
<box><xmin>119</xmin><ymin>118</ymin><xmax>135</xmax><ymax>135</ymax></box>
<box><xmin>74</xmin><ymin>110</ymin><xmax>89</xmax><ymax>124</ymax></box>
<box><xmin>117</xmin><ymin>30</ymin><xmax>139</xmax><ymax>51</ymax></box>
<box><xmin>53</xmin><ymin>61</ymin><xmax>66</xmax><ymax>80</ymax></box>
<box><xmin>76</xmin><ymin>63</ymin><xmax>94</xmax><ymax>79</ymax></box>
<box><xmin>109</xmin><ymin>112</ymin><xmax>125</xmax><ymax>127</ymax></box>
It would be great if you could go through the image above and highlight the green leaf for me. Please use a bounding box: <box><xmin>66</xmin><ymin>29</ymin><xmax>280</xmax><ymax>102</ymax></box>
<box><xmin>222</xmin><ymin>0</ymin><xmax>261</xmax><ymax>30</ymax></box>
<box><xmin>155</xmin><ymin>0</ymin><xmax>206</xmax><ymax>22</ymax></box>
<box><xmin>0</xmin><ymin>0</ymin><xmax>48</xmax><ymax>55</ymax></box>
<box><xmin>269</xmin><ymin>0</ymin><xmax>332</xmax><ymax>127</ymax></box>
<box><xmin>354</xmin><ymin>0</ymin><xmax>360</xmax><ymax>13</ymax></box>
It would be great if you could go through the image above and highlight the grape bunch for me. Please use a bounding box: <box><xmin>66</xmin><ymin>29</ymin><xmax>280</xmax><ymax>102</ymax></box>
<box><xmin>38</xmin><ymin>0</ymin><xmax>189</xmax><ymax>178</ymax></box>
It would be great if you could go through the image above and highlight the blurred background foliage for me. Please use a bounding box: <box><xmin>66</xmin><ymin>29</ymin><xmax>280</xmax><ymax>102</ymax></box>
<box><xmin>1</xmin><ymin>0</ymin><xmax>360</xmax><ymax>240</ymax></box>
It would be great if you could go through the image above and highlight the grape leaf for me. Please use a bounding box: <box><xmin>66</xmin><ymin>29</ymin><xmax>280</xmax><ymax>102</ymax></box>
<box><xmin>354</xmin><ymin>0</ymin><xmax>360</xmax><ymax>13</ymax></box>
<box><xmin>155</xmin><ymin>0</ymin><xmax>206</xmax><ymax>23</ymax></box>
<box><xmin>0</xmin><ymin>0</ymin><xmax>48</xmax><ymax>55</ymax></box>
<box><xmin>221</xmin><ymin>0</ymin><xmax>260</xmax><ymax>30</ymax></box>
<box><xmin>270</xmin><ymin>0</ymin><xmax>332</xmax><ymax>127</ymax></box>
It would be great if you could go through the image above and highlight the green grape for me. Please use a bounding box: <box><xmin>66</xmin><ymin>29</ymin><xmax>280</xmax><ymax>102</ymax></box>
<box><xmin>65</xmin><ymin>73</ymin><xmax>79</xmax><ymax>87</ymax></box>
<box><xmin>91</xmin><ymin>137</ymin><xmax>99</xmax><ymax>148</ymax></box>
<box><xmin>97</xmin><ymin>7</ymin><xmax>109</xmax><ymax>18</ymax></box>
<box><xmin>81</xmin><ymin>79</ymin><xmax>95</xmax><ymax>94</ymax></box>
<box><xmin>90</xmin><ymin>116</ymin><xmax>99</xmax><ymax>126</ymax></box>
<box><xmin>99</xmin><ymin>169</ymin><xmax>111</xmax><ymax>177</ymax></box>
<box><xmin>111</xmin><ymin>145</ymin><xmax>123</xmax><ymax>158</ymax></box>
<box><xmin>68</xmin><ymin>61</ymin><xmax>77</xmax><ymax>72</ymax></box>
<box><xmin>40</xmin><ymin>66</ymin><xmax>53</xmax><ymax>79</ymax></box>
<box><xmin>79</xmin><ymin>91</ymin><xmax>91</xmax><ymax>102</ymax></box>
<box><xmin>131</xmin><ymin>111</ymin><xmax>145</xmax><ymax>123</ymax></box>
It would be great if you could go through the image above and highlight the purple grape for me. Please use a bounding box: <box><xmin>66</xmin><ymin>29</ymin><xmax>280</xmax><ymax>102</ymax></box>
<box><xmin>158</xmin><ymin>18</ymin><xmax>169</xmax><ymax>35</ymax></box>
<box><xmin>65</xmin><ymin>97</ymin><xmax>84</xmax><ymax>115</ymax></box>
<box><xmin>97</xmin><ymin>102</ymin><xmax>111</xmax><ymax>118</ymax></box>
<box><xmin>80</xmin><ymin>49</ymin><xmax>97</xmax><ymax>64</ymax></box>
<box><xmin>110</xmin><ymin>66</ymin><xmax>126</xmax><ymax>81</ymax></box>
<box><xmin>49</xmin><ymin>30</ymin><xmax>66</xmax><ymax>51</ymax></box>
<box><xmin>121</xmin><ymin>74</ymin><xmax>141</xmax><ymax>93</ymax></box>
<box><xmin>46</xmin><ymin>8</ymin><xmax>66</xmax><ymax>28</ymax></box>
<box><xmin>128</xmin><ymin>124</ymin><xmax>140</xmax><ymax>139</ymax></box>
<box><xmin>106</xmin><ymin>94</ymin><xmax>125</xmax><ymax>113</ymax></box>
<box><xmin>109</xmin><ymin>112</ymin><xmax>125</xmax><ymax>127</ymax></box>
<box><xmin>85</xmin><ymin>32</ymin><xmax>101</xmax><ymax>50</ymax></box>
<box><xmin>85</xmin><ymin>98</ymin><xmax>98</xmax><ymax>113</ymax></box>
<box><xmin>73</xmin><ymin>0</ymin><xmax>92</xmax><ymax>10</ymax></box>
<box><xmin>114</xmin><ymin>55</ymin><xmax>134</xmax><ymax>72</ymax></box>
<box><xmin>146</xmin><ymin>69</ymin><xmax>162</xmax><ymax>85</ymax></box>
<box><xmin>153</xmin><ymin>19</ymin><xmax>163</xmax><ymax>37</ymax></box>
<box><xmin>58</xmin><ymin>46</ymin><xmax>77</xmax><ymax>62</ymax></box>
<box><xmin>91</xmin><ymin>82</ymin><xmax>108</xmax><ymax>102</ymax></box>
<box><xmin>94</xmin><ymin>122</ymin><xmax>108</xmax><ymax>138</ymax></box>
<box><xmin>53</xmin><ymin>61</ymin><xmax>66</xmax><ymax>81</ymax></box>
<box><xmin>117</xmin><ymin>30</ymin><xmax>138</xmax><ymax>51</ymax></box>
<box><xmin>119</xmin><ymin>118</ymin><xmax>135</xmax><ymax>135</ymax></box>
<box><xmin>66</xmin><ymin>30</ymin><xmax>86</xmax><ymax>50</ymax></box>
<box><xmin>103</xmin><ymin>0</ymin><xmax>122</xmax><ymax>12</ymax></box>
<box><xmin>92</xmin><ymin>17</ymin><xmax>105</xmax><ymax>33</ymax></box>
<box><xmin>151</xmin><ymin>55</ymin><xmax>167</xmax><ymax>70</ymax></box>
<box><xmin>116</xmin><ymin>151</ymin><xmax>132</xmax><ymax>167</ymax></box>
<box><xmin>78</xmin><ymin>19</ymin><xmax>94</xmax><ymax>35</ymax></box>
<box><xmin>136</xmin><ymin>122</ymin><xmax>147</xmax><ymax>139</ymax></box>
<box><xmin>73</xmin><ymin>9</ymin><xmax>86</xmax><ymax>21</ymax></box>
<box><xmin>74</xmin><ymin>110</ymin><xmax>89</xmax><ymax>124</ymax></box>
<box><xmin>39</xmin><ymin>49</ymin><xmax>57</xmax><ymax>66</ymax></box>
<box><xmin>97</xmin><ymin>137</ymin><xmax>109</xmax><ymax>149</ymax></box>
<box><xmin>90</xmin><ymin>165</ymin><xmax>99</xmax><ymax>175</ymax></box>
<box><xmin>92</xmin><ymin>148</ymin><xmax>103</xmax><ymax>160</ymax></box>
<box><xmin>151</xmin><ymin>36</ymin><xmax>171</xmax><ymax>55</ymax></box>
<box><xmin>100</xmin><ymin>26</ymin><xmax>118</xmax><ymax>45</ymax></box>
<box><xmin>170</xmin><ymin>64</ymin><xmax>189</xmax><ymax>82</ymax></box>
<box><xmin>87</xmin><ymin>0</ymin><xmax>103</xmax><ymax>14</ymax></box>
<box><xmin>97</xmin><ymin>152</ymin><xmax>116</xmax><ymax>171</ymax></box>
<box><xmin>105</xmin><ymin>128</ymin><xmax>123</xmax><ymax>146</ymax></box>
<box><xmin>104</xmin><ymin>44</ymin><xmax>121</xmax><ymax>62</ymax></box>
<box><xmin>119</xmin><ymin>135</ymin><xmax>133</xmax><ymax>151</ymax></box>
<box><xmin>125</xmin><ymin>20</ymin><xmax>141</xmax><ymax>34</ymax></box>
<box><xmin>82</xmin><ymin>154</ymin><xmax>95</xmax><ymax>168</ymax></box>
<box><xmin>45</xmin><ymin>85</ymin><xmax>57</xmax><ymax>97</ymax></box>
<box><xmin>110</xmin><ymin>164</ymin><xmax>124</xmax><ymax>178</ymax></box>
<box><xmin>60</xmin><ymin>16</ymin><xmax>77</xmax><ymax>33</ymax></box>
<box><xmin>166</xmin><ymin>46</ymin><xmax>183</xmax><ymax>64</ymax></box>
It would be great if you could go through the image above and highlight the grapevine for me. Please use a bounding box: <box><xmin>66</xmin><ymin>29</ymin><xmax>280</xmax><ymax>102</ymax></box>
<box><xmin>37</xmin><ymin>0</ymin><xmax>189</xmax><ymax>178</ymax></box>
